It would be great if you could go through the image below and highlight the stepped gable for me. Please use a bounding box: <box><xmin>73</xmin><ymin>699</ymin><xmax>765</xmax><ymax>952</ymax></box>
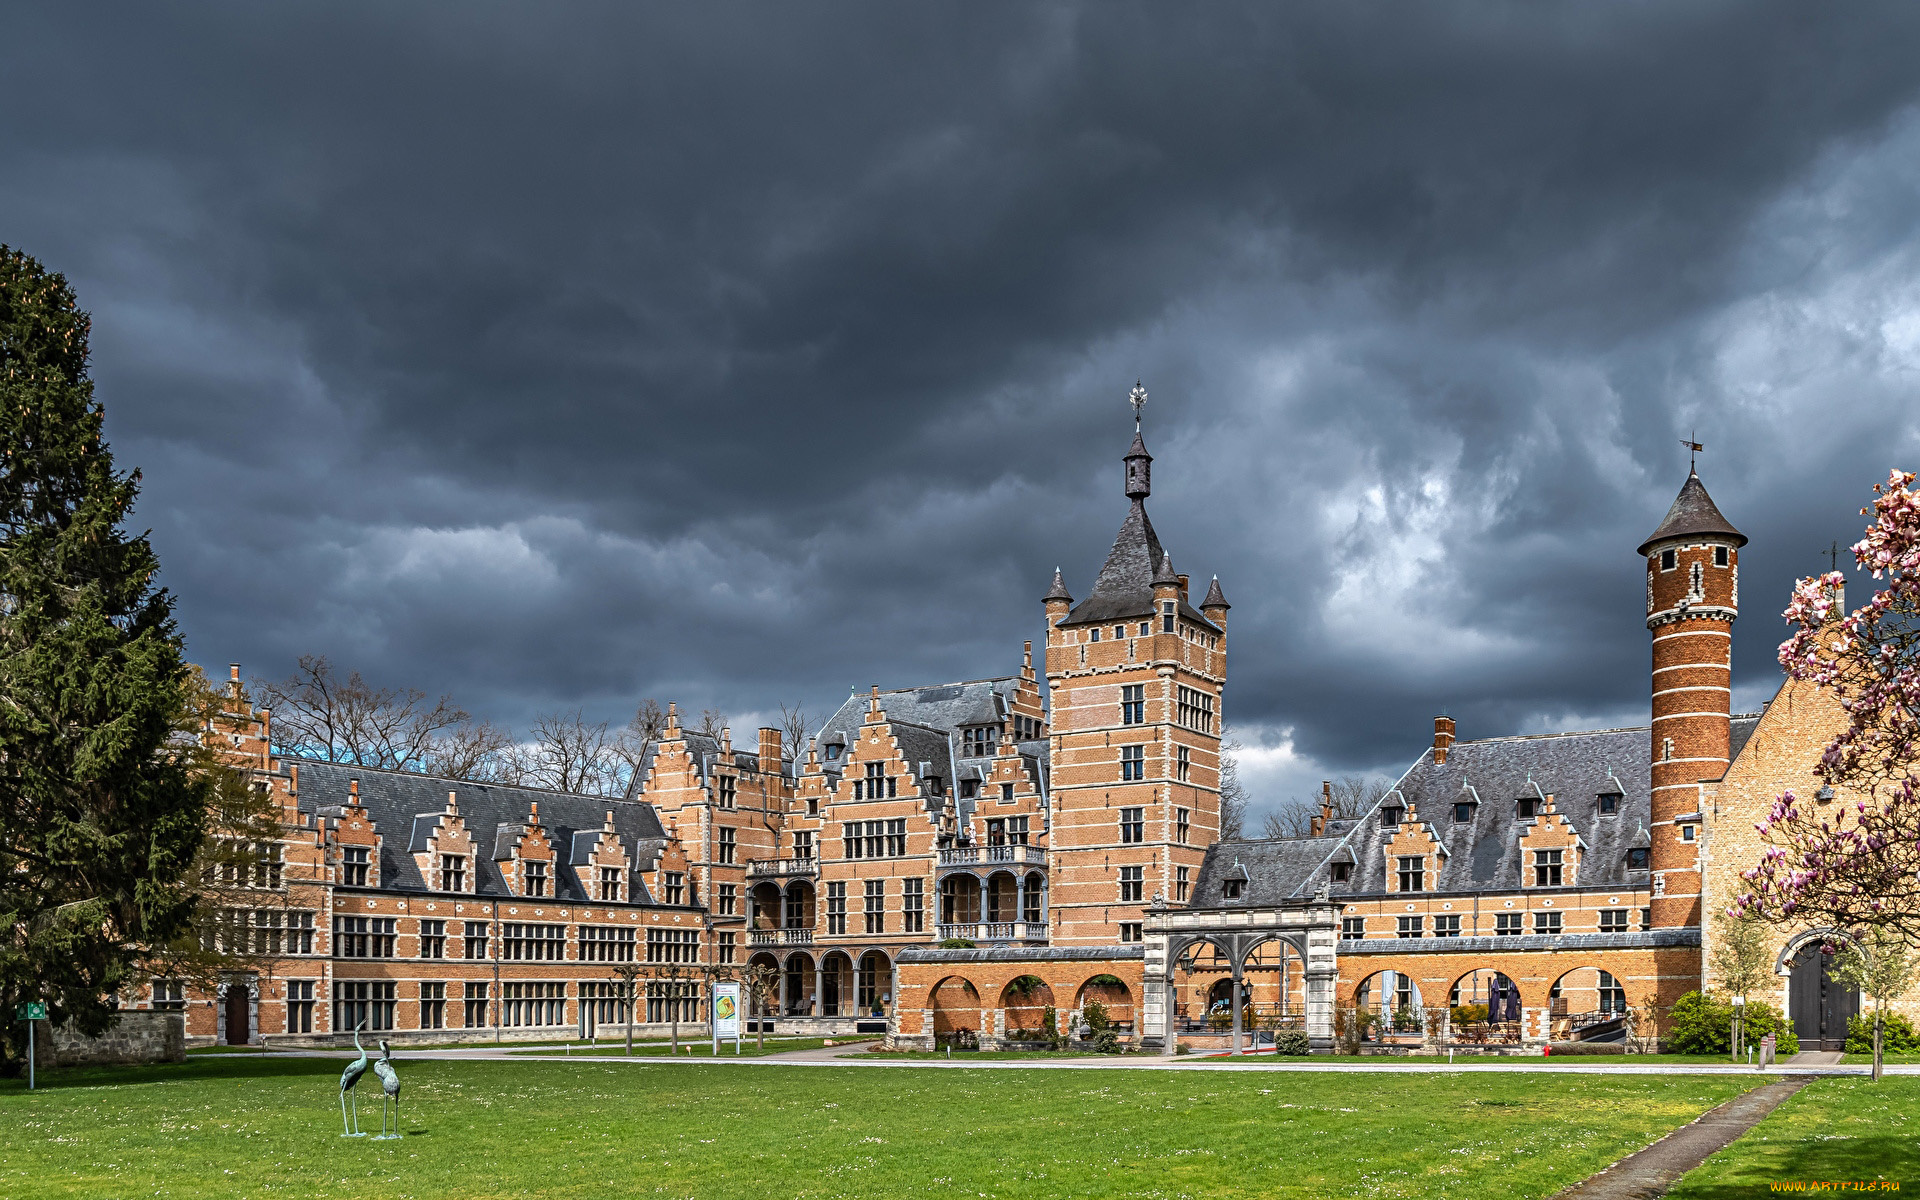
<box><xmin>1638</xmin><ymin>469</ymin><xmax>1747</xmax><ymax>555</ymax></box>
<box><xmin>1184</xmin><ymin>717</ymin><xmax>1759</xmax><ymax>905</ymax></box>
<box><xmin>815</xmin><ymin>677</ymin><xmax>1023</xmax><ymax>761</ymax></box>
<box><xmin>294</xmin><ymin>758</ymin><xmax>667</xmax><ymax>901</ymax></box>
<box><xmin>625</xmin><ymin>729</ymin><xmax>784</xmax><ymax>799</ymax></box>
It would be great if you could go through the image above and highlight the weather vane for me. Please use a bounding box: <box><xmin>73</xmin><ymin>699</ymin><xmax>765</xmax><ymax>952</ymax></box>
<box><xmin>1681</xmin><ymin>432</ymin><xmax>1704</xmax><ymax>470</ymax></box>
<box><xmin>1129</xmin><ymin>381</ymin><xmax>1147</xmax><ymax>429</ymax></box>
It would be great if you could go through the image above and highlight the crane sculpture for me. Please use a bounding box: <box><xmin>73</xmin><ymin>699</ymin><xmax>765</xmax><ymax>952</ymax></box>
<box><xmin>372</xmin><ymin>1039</ymin><xmax>402</xmax><ymax>1139</ymax></box>
<box><xmin>338</xmin><ymin>1022</ymin><xmax>370</xmax><ymax>1137</ymax></box>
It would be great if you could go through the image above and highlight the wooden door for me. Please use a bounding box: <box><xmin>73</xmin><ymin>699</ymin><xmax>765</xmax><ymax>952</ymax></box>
<box><xmin>225</xmin><ymin>987</ymin><xmax>250</xmax><ymax>1045</ymax></box>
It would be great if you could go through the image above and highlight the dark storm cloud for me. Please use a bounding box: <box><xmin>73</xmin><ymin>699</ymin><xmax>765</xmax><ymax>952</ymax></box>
<box><xmin>5</xmin><ymin>2</ymin><xmax>1920</xmax><ymax>813</ymax></box>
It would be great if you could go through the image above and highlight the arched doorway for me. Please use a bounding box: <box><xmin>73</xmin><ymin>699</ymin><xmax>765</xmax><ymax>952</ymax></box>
<box><xmin>747</xmin><ymin>951</ymin><xmax>781</xmax><ymax>1017</ymax></box>
<box><xmin>857</xmin><ymin>950</ymin><xmax>891</xmax><ymax>1016</ymax></box>
<box><xmin>1171</xmin><ymin>938</ymin><xmax>1233</xmax><ymax>1032</ymax></box>
<box><xmin>1354</xmin><ymin>971</ymin><xmax>1425</xmax><ymax>1037</ymax></box>
<box><xmin>1000</xmin><ymin>976</ymin><xmax>1055</xmax><ymax>1038</ymax></box>
<box><xmin>1075</xmin><ymin>975</ymin><xmax>1133</xmax><ymax>1032</ymax></box>
<box><xmin>940</xmin><ymin>874</ymin><xmax>981</xmax><ymax>927</ymax></box>
<box><xmin>819</xmin><ymin>951</ymin><xmax>854</xmax><ymax>1017</ymax></box>
<box><xmin>749</xmin><ymin>883</ymin><xmax>782</xmax><ymax>931</ymax></box>
<box><xmin>783</xmin><ymin>881</ymin><xmax>816</xmax><ymax>930</ymax></box>
<box><xmin>783</xmin><ymin>952</ymin><xmax>816</xmax><ymax>1016</ymax></box>
<box><xmin>931</xmin><ymin>976</ymin><xmax>981</xmax><ymax>1042</ymax></box>
<box><xmin>1448</xmin><ymin>969</ymin><xmax>1522</xmax><ymax>1042</ymax></box>
<box><xmin>1790</xmin><ymin>942</ymin><xmax>1860</xmax><ymax>1051</ymax></box>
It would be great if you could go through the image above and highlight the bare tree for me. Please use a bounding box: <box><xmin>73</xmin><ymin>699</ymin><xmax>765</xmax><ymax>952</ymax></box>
<box><xmin>1219</xmin><ymin>730</ymin><xmax>1248</xmax><ymax>839</ymax></box>
<box><xmin>778</xmin><ymin>703</ymin><xmax>813</xmax><ymax>762</ymax></box>
<box><xmin>1263</xmin><ymin>776</ymin><xmax>1391</xmax><ymax>839</ymax></box>
<box><xmin>695</xmin><ymin>708</ymin><xmax>729</xmax><ymax>739</ymax></box>
<box><xmin>423</xmin><ymin>719</ymin><xmax>519</xmax><ymax>783</ymax></box>
<box><xmin>255</xmin><ymin>656</ymin><xmax>470</xmax><ymax>772</ymax></box>
<box><xmin>517</xmin><ymin>710</ymin><xmax>628</xmax><ymax>796</ymax></box>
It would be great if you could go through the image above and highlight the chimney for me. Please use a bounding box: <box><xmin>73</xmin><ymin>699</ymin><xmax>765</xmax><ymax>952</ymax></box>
<box><xmin>446</xmin><ymin>790</ymin><xmax>458</xmax><ymax>814</ymax></box>
<box><xmin>1311</xmin><ymin>779</ymin><xmax>1334</xmax><ymax>836</ymax></box>
<box><xmin>759</xmin><ymin>726</ymin><xmax>782</xmax><ymax>765</ymax></box>
<box><xmin>1433</xmin><ymin>716</ymin><xmax>1456</xmax><ymax>765</ymax></box>
<box><xmin>1176</xmin><ymin>573</ymin><xmax>1189</xmax><ymax>602</ymax></box>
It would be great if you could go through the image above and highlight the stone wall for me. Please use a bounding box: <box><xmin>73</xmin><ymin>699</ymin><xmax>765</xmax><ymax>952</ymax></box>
<box><xmin>49</xmin><ymin>1010</ymin><xmax>185</xmax><ymax>1067</ymax></box>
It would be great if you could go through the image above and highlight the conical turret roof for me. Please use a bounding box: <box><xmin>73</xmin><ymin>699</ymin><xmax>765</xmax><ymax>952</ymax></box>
<box><xmin>1152</xmin><ymin>551</ymin><xmax>1180</xmax><ymax>587</ymax></box>
<box><xmin>1202</xmin><ymin>575</ymin><xmax>1229</xmax><ymax>609</ymax></box>
<box><xmin>1043</xmin><ymin>567</ymin><xmax>1073</xmax><ymax>603</ymax></box>
<box><xmin>1637</xmin><ymin>470</ymin><xmax>1747</xmax><ymax>556</ymax></box>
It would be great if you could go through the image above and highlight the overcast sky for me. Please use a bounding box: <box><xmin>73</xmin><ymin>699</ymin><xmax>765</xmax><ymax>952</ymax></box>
<box><xmin>6</xmin><ymin>3</ymin><xmax>1920</xmax><ymax>821</ymax></box>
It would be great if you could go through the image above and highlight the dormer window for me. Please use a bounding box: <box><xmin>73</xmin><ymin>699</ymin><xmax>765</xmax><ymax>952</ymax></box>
<box><xmin>1330</xmin><ymin>862</ymin><xmax>1352</xmax><ymax>883</ymax></box>
<box><xmin>524</xmin><ymin>860</ymin><xmax>548</xmax><ymax>897</ymax></box>
<box><xmin>1396</xmin><ymin>855</ymin><xmax>1425</xmax><ymax>893</ymax></box>
<box><xmin>960</xmin><ymin>779</ymin><xmax>978</xmax><ymax>800</ymax></box>
<box><xmin>1626</xmin><ymin>848</ymin><xmax>1650</xmax><ymax>871</ymax></box>
<box><xmin>825</xmin><ymin>743</ymin><xmax>842</xmax><ymax>761</ymax></box>
<box><xmin>1516</xmin><ymin>797</ymin><xmax>1538</xmax><ymax>820</ymax></box>
<box><xmin>962</xmin><ymin>726</ymin><xmax>998</xmax><ymax>757</ymax></box>
<box><xmin>439</xmin><ymin>854</ymin><xmax>466</xmax><ymax>892</ymax></box>
<box><xmin>1598</xmin><ymin>793</ymin><xmax>1621</xmax><ymax>814</ymax></box>
<box><xmin>1222</xmin><ymin>878</ymin><xmax>1244</xmax><ymax>900</ymax></box>
<box><xmin>1381</xmin><ymin>806</ymin><xmax>1403</xmax><ymax>827</ymax></box>
<box><xmin>1452</xmin><ymin>802</ymin><xmax>1474</xmax><ymax>823</ymax></box>
<box><xmin>599</xmin><ymin>866</ymin><xmax>622</xmax><ymax>902</ymax></box>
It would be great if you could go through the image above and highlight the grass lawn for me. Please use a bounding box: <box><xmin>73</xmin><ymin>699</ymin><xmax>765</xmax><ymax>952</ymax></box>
<box><xmin>858</xmin><ymin>1048</ymin><xmax>1104</xmax><ymax>1060</ymax></box>
<box><xmin>1668</xmin><ymin>1076</ymin><xmax>1919</xmax><ymax>1195</ymax></box>
<box><xmin>0</xmin><ymin>1054</ymin><xmax>1765</xmax><ymax>1199</ymax></box>
<box><xmin>510</xmin><ymin>1037</ymin><xmax>838</xmax><ymax>1058</ymax></box>
<box><xmin>1177</xmin><ymin>1053</ymin><xmax>1757</xmax><ymax>1067</ymax></box>
<box><xmin>1841</xmin><ymin>1052</ymin><xmax>1920</xmax><ymax>1066</ymax></box>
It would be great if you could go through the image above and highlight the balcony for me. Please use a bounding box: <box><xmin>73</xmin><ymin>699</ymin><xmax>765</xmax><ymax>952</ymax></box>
<box><xmin>935</xmin><ymin>922</ymin><xmax>1048</xmax><ymax>944</ymax></box>
<box><xmin>745</xmin><ymin>857</ymin><xmax>820</xmax><ymax>879</ymax></box>
<box><xmin>937</xmin><ymin>844</ymin><xmax>1047</xmax><ymax>869</ymax></box>
<box><xmin>748</xmin><ymin>927</ymin><xmax>816</xmax><ymax>947</ymax></box>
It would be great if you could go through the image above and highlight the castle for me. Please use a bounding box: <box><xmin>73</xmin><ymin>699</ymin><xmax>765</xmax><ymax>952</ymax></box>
<box><xmin>162</xmin><ymin>401</ymin><xmax>1867</xmax><ymax>1054</ymax></box>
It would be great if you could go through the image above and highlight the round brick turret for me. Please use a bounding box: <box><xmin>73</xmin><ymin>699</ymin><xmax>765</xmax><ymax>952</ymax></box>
<box><xmin>1639</xmin><ymin>468</ymin><xmax>1746</xmax><ymax>928</ymax></box>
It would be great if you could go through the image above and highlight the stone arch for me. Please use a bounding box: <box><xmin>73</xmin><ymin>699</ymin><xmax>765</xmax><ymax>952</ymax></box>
<box><xmin>857</xmin><ymin>949</ymin><xmax>892</xmax><ymax>1015</ymax></box>
<box><xmin>1549</xmin><ymin>966</ymin><xmax>1627</xmax><ymax>1017</ymax></box>
<box><xmin>748</xmin><ymin>882</ymin><xmax>782</xmax><ymax>931</ymax></box>
<box><xmin>1240</xmin><ymin>936</ymin><xmax>1308</xmax><ymax>1015</ymax></box>
<box><xmin>1774</xmin><ymin>927</ymin><xmax>1852</xmax><ymax>974</ymax></box>
<box><xmin>747</xmin><ymin>951</ymin><xmax>781</xmax><ymax>1016</ymax></box>
<box><xmin>1075</xmin><ymin>974</ymin><xmax>1134</xmax><ymax>1029</ymax></box>
<box><xmin>1000</xmin><ymin>975</ymin><xmax>1056</xmax><ymax>1036</ymax></box>
<box><xmin>782</xmin><ymin>951</ymin><xmax>816</xmax><ymax>1016</ymax></box>
<box><xmin>1168</xmin><ymin>936</ymin><xmax>1235</xmax><ymax>1030</ymax></box>
<box><xmin>984</xmin><ymin>870</ymin><xmax>1020</xmax><ymax>923</ymax></box>
<box><xmin>1447</xmin><ymin>968</ymin><xmax>1523</xmax><ymax>1028</ymax></box>
<box><xmin>819</xmin><ymin>950</ymin><xmax>855</xmax><ymax>1017</ymax></box>
<box><xmin>1353</xmin><ymin>970</ymin><xmax>1426</xmax><ymax>1035</ymax></box>
<box><xmin>931</xmin><ymin>975</ymin><xmax>982</xmax><ymax>1039</ymax></box>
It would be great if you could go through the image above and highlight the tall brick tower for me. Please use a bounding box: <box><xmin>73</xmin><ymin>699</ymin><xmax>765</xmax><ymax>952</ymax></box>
<box><xmin>1045</xmin><ymin>389</ymin><xmax>1226</xmax><ymax>945</ymax></box>
<box><xmin>1638</xmin><ymin>466</ymin><xmax>1746</xmax><ymax>929</ymax></box>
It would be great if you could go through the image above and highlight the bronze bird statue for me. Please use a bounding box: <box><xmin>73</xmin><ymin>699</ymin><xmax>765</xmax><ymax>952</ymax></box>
<box><xmin>339</xmin><ymin>1021</ymin><xmax>370</xmax><ymax>1137</ymax></box>
<box><xmin>372</xmin><ymin>1038</ymin><xmax>402</xmax><ymax>1139</ymax></box>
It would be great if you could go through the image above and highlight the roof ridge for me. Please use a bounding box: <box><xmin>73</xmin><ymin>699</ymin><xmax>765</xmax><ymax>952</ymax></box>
<box><xmin>1454</xmin><ymin>724</ymin><xmax>1652</xmax><ymax>745</ymax></box>
<box><xmin>286</xmin><ymin>754</ymin><xmax>643</xmax><ymax>802</ymax></box>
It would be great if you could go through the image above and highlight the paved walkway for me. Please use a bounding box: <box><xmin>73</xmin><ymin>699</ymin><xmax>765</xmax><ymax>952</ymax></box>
<box><xmin>1549</xmin><ymin>1076</ymin><xmax>1815</xmax><ymax>1199</ymax></box>
<box><xmin>1785</xmin><ymin>1050</ymin><xmax>1843</xmax><ymax>1066</ymax></box>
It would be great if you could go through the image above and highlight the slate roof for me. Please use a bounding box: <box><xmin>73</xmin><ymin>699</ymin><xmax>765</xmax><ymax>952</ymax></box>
<box><xmin>290</xmin><ymin>757</ymin><xmax>671</xmax><ymax>904</ymax></box>
<box><xmin>1061</xmin><ymin>499</ymin><xmax>1217</xmax><ymax>630</ymax></box>
<box><xmin>815</xmin><ymin>679</ymin><xmax>1023</xmax><ymax>755</ymax></box>
<box><xmin>1638</xmin><ymin>470</ymin><xmax>1747</xmax><ymax>555</ymax></box>
<box><xmin>1189</xmin><ymin>717</ymin><xmax>1760</xmax><ymax>907</ymax></box>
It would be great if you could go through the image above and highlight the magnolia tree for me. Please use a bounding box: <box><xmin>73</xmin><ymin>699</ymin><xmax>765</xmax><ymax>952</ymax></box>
<box><xmin>1737</xmin><ymin>469</ymin><xmax>1920</xmax><ymax>1078</ymax></box>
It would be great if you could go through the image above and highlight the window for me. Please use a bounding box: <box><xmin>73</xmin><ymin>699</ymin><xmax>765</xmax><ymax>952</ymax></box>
<box><xmin>718</xmin><ymin>883</ymin><xmax>737</xmax><ymax>916</ymax></box>
<box><xmin>1175</xmin><ymin>866</ymin><xmax>1190</xmax><ymax>902</ymax></box>
<box><xmin>1600</xmin><ymin>909</ymin><xmax>1628</xmax><ymax>933</ymax></box>
<box><xmin>1119</xmin><ymin>807</ymin><xmax>1144</xmax><ymax>844</ymax></box>
<box><xmin>1626</xmin><ymin>848</ymin><xmax>1650</xmax><ymax>871</ymax></box>
<box><xmin>1598</xmin><ymin>793</ymin><xmax>1620</xmax><ymax>814</ymax></box>
<box><xmin>886</xmin><ymin>819</ymin><xmax>907</xmax><ymax>857</ymax></box>
<box><xmin>341</xmin><ymin>846</ymin><xmax>369</xmax><ymax>887</ymax></box>
<box><xmin>1435</xmin><ymin>914</ymin><xmax>1461</xmax><ymax>937</ymax></box>
<box><xmin>960</xmin><ymin>778</ymin><xmax>978</xmax><ymax>800</ymax></box>
<box><xmin>1118</xmin><ymin>866</ymin><xmax>1143</xmax><ymax>903</ymax></box>
<box><xmin>646</xmin><ymin>980</ymin><xmax>700</xmax><ymax>1024</ymax></box>
<box><xmin>418</xmin><ymin>919</ymin><xmax>446</xmax><ymax>959</ymax></box>
<box><xmin>1640</xmin><ymin>907</ymin><xmax>1652</xmax><ymax>931</ymax></box>
<box><xmin>153</xmin><ymin>979</ymin><xmax>185</xmax><ymax>1010</ymax></box>
<box><xmin>1120</xmin><ymin>744</ymin><xmax>1145</xmax><ymax>781</ymax></box>
<box><xmin>502</xmin><ymin>982</ymin><xmax>566</xmax><ymax>1027</ymax></box>
<box><xmin>501</xmin><ymin>923</ymin><xmax>566</xmax><ymax>961</ymax></box>
<box><xmin>1161</xmin><ymin>600</ymin><xmax>1175</xmax><ymax>633</ymax></box>
<box><xmin>1330</xmin><ymin>862</ymin><xmax>1352</xmax><ymax>883</ymax></box>
<box><xmin>463</xmin><ymin>920</ymin><xmax>489</xmax><ymax>960</ymax></box>
<box><xmin>1120</xmin><ymin>684</ymin><xmax>1145</xmax><ymax>725</ymax></box>
<box><xmin>1495</xmin><ymin>912</ymin><xmax>1523</xmax><ymax>936</ymax></box>
<box><xmin>1223</xmin><ymin>878</ymin><xmax>1244</xmax><ymax>900</ymax></box>
<box><xmin>1175</xmin><ymin>807</ymin><xmax>1190</xmax><ymax>843</ymax></box>
<box><xmin>1714</xmin><ymin>545</ymin><xmax>1729</xmax><ymax>567</ymax></box>
<box><xmin>208</xmin><ymin>838</ymin><xmax>284</xmax><ymax>889</ymax></box>
<box><xmin>962</xmin><ymin>726</ymin><xmax>998</xmax><ymax>757</ymax></box>
<box><xmin>1533</xmin><ymin>849</ymin><xmax>1563</xmax><ymax>887</ymax></box>
<box><xmin>843</xmin><ymin>819</ymin><xmax>905</xmax><ymax>859</ymax></box>
<box><xmin>1118</xmin><ymin>922</ymin><xmax>1143</xmax><ymax>943</ymax></box>
<box><xmin>285</xmin><ymin>980</ymin><xmax>314</xmax><ymax>1032</ymax></box>
<box><xmin>1089</xmin><ymin>627</ymin><xmax>1101</xmax><ymax>642</ymax></box>
<box><xmin>719</xmin><ymin>931</ymin><xmax>736</xmax><ymax>963</ymax></box>
<box><xmin>251</xmin><ymin>909</ymin><xmax>315</xmax><ymax>954</ymax></box>
<box><xmin>1023</xmin><ymin>882</ymin><xmax>1042</xmax><ymax>923</ymax></box>
<box><xmin>1453</xmin><ymin>802</ymin><xmax>1474</xmax><ymax>822</ymax></box>
<box><xmin>1113</xmin><ymin>624</ymin><xmax>1125</xmax><ymax>641</ymax></box>
<box><xmin>826</xmin><ymin>882</ymin><xmax>847</xmax><ymax>935</ymax></box>
<box><xmin>718</xmin><ymin>827</ymin><xmax>736</xmax><ymax>864</ymax></box>
<box><xmin>599</xmin><ymin>866</ymin><xmax>623</xmax><ymax>902</ymax></box>
<box><xmin>717</xmin><ymin>774</ymin><xmax>737</xmax><ymax>809</ymax></box>
<box><xmin>794</xmin><ymin>831</ymin><xmax>815</xmax><ymax>860</ymax></box>
<box><xmin>334</xmin><ymin>916</ymin><xmax>397</xmax><ymax>958</ymax></box>
<box><xmin>1012</xmin><ymin>714</ymin><xmax>1042</xmax><ymax>741</ymax></box>
<box><xmin>580</xmin><ymin>926</ymin><xmax>636</xmax><ymax>962</ymax></box>
<box><xmin>1516</xmin><ymin>797</ymin><xmax>1537</xmax><ymax>819</ymax></box>
<box><xmin>1681</xmin><ymin>825</ymin><xmax>1696</xmax><ymax>843</ymax></box>
<box><xmin>1381</xmin><ymin>806</ymin><xmax>1403</xmax><ymax>827</ymax></box>
<box><xmin>864</xmin><ymin>879</ymin><xmax>886</xmax><ymax>934</ymax></box>
<box><xmin>439</xmin><ymin>854</ymin><xmax>466</xmax><ymax>892</ymax></box>
<box><xmin>1340</xmin><ymin>917</ymin><xmax>1365</xmax><ymax>940</ymax></box>
<box><xmin>524</xmin><ymin>860</ymin><xmax>548</xmax><ymax>897</ymax></box>
<box><xmin>1598</xmin><ymin>970</ymin><xmax>1627</xmax><ymax>1013</ymax></box>
<box><xmin>463</xmin><ymin>982</ymin><xmax>490</xmax><ymax>1028</ymax></box>
<box><xmin>1138</xmin><ymin>622</ymin><xmax>1150</xmax><ymax>637</ymax></box>
<box><xmin>580</xmin><ymin>981</ymin><xmax>627</xmax><ymax>1029</ymax></box>
<box><xmin>825</xmin><ymin>743</ymin><xmax>841</xmax><ymax>761</ymax></box>
<box><xmin>1176</xmin><ymin>686</ymin><xmax>1214</xmax><ymax>733</ymax></box>
<box><xmin>1691</xmin><ymin>561</ymin><xmax>1704</xmax><ymax>594</ymax></box>
<box><xmin>807</xmin><ymin>794</ymin><xmax>820</xmax><ymax>815</ymax></box>
<box><xmin>1000</xmin><ymin>782</ymin><xmax>1014</xmax><ymax>804</ymax></box>
<box><xmin>856</xmin><ymin>761</ymin><xmax>896</xmax><ymax>800</ymax></box>
<box><xmin>903</xmin><ymin>877</ymin><xmax>924</xmax><ymax>933</ymax></box>
<box><xmin>1660</xmin><ymin>548</ymin><xmax>1676</xmax><ymax>571</ymax></box>
<box><xmin>334</xmin><ymin>981</ymin><xmax>398</xmax><ymax>1031</ymax></box>
<box><xmin>1176</xmin><ymin>746</ymin><xmax>1190</xmax><ymax>783</ymax></box>
<box><xmin>645</xmin><ymin>928</ymin><xmax>699</xmax><ymax>963</ymax></box>
<box><xmin>1533</xmin><ymin>910</ymin><xmax>1563</xmax><ymax>935</ymax></box>
<box><xmin>664</xmin><ymin>872</ymin><xmax>686</xmax><ymax>905</ymax></box>
<box><xmin>1396</xmin><ymin>856</ymin><xmax>1425</xmax><ymax>893</ymax></box>
<box><xmin>420</xmin><ymin>982</ymin><xmax>446</xmax><ymax>1030</ymax></box>
<box><xmin>1397</xmin><ymin>916</ymin><xmax>1423</xmax><ymax>939</ymax></box>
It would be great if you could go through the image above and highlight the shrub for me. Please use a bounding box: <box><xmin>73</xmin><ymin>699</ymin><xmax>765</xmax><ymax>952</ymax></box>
<box><xmin>1845</xmin><ymin>1011</ymin><xmax>1920</xmax><ymax>1055</ymax></box>
<box><xmin>1547</xmin><ymin>1041</ymin><xmax>1625</xmax><ymax>1055</ymax></box>
<box><xmin>1451</xmin><ymin>1003</ymin><xmax>1489</xmax><ymax>1027</ymax></box>
<box><xmin>1665</xmin><ymin>991</ymin><xmax>1799</xmax><ymax>1056</ymax></box>
<box><xmin>1271</xmin><ymin>1030</ymin><xmax>1311</xmax><ymax>1056</ymax></box>
<box><xmin>938</xmin><ymin>938</ymin><xmax>976</xmax><ymax>949</ymax></box>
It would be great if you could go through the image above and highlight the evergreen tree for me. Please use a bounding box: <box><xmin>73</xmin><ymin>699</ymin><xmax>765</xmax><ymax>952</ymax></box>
<box><xmin>0</xmin><ymin>246</ymin><xmax>208</xmax><ymax>1073</ymax></box>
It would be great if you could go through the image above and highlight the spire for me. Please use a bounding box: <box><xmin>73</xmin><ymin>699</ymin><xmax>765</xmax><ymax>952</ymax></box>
<box><xmin>1043</xmin><ymin>567</ymin><xmax>1073</xmax><ymax>603</ymax></box>
<box><xmin>1152</xmin><ymin>551</ymin><xmax>1179</xmax><ymax>587</ymax></box>
<box><xmin>1638</xmin><ymin>469</ymin><xmax>1747</xmax><ymax>556</ymax></box>
<box><xmin>1124</xmin><ymin>429</ymin><xmax>1151</xmax><ymax>500</ymax></box>
<box><xmin>1201</xmin><ymin>575</ymin><xmax>1228</xmax><ymax>609</ymax></box>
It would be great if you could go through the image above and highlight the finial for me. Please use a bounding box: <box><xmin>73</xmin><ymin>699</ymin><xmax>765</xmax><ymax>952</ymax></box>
<box><xmin>1128</xmin><ymin>380</ymin><xmax>1147</xmax><ymax>429</ymax></box>
<box><xmin>1682</xmin><ymin>432</ymin><xmax>1704</xmax><ymax>471</ymax></box>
